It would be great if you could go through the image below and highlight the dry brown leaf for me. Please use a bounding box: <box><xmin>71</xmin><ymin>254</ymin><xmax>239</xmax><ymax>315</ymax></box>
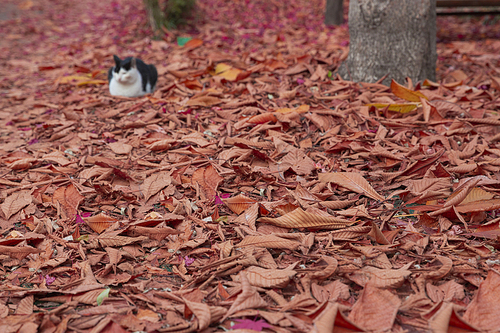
<box><xmin>97</xmin><ymin>235</ymin><xmax>148</xmax><ymax>248</ymax></box>
<box><xmin>0</xmin><ymin>245</ymin><xmax>42</xmax><ymax>260</ymax></box>
<box><xmin>240</xmin><ymin>266</ymin><xmax>296</xmax><ymax>288</ymax></box>
<box><xmin>309</xmin><ymin>256</ymin><xmax>338</xmax><ymax>281</ymax></box>
<box><xmin>444</xmin><ymin>177</ymin><xmax>481</xmax><ymax>207</ymax></box>
<box><xmin>348</xmin><ymin>263</ymin><xmax>412</xmax><ymax>288</ymax></box>
<box><xmin>463</xmin><ymin>268</ymin><xmax>500</xmax><ymax>331</ymax></box>
<box><xmin>71</xmin><ymin>285</ymin><xmax>106</xmax><ymax>305</ymax></box>
<box><xmin>348</xmin><ymin>283</ymin><xmax>401</xmax><ymax>331</ymax></box>
<box><xmin>319</xmin><ymin>200</ymin><xmax>356</xmax><ymax>210</ymax></box>
<box><xmin>84</xmin><ymin>213</ymin><xmax>118</xmax><ymax>234</ymax></box>
<box><xmin>3</xmin><ymin>2</ymin><xmax>500</xmax><ymax>330</ymax></box>
<box><xmin>186</xmin><ymin>95</ymin><xmax>221</xmax><ymax>107</ymax></box>
<box><xmin>258</xmin><ymin>207</ymin><xmax>356</xmax><ymax>229</ymax></box>
<box><xmin>53</xmin><ymin>183</ymin><xmax>84</xmax><ymax>219</ymax></box>
<box><xmin>222</xmin><ymin>272</ymin><xmax>269</xmax><ymax>321</ymax></box>
<box><xmin>318</xmin><ymin>172</ymin><xmax>385</xmax><ymax>201</ymax></box>
<box><xmin>246</xmin><ymin>112</ymin><xmax>278</xmax><ymax>124</ymax></box>
<box><xmin>78</xmin><ymin>166</ymin><xmax>112</xmax><ymax>182</ymax></box>
<box><xmin>142</xmin><ymin>172</ymin><xmax>172</xmax><ymax>202</ymax></box>
<box><xmin>456</xmin><ymin>199</ymin><xmax>500</xmax><ymax>214</ymax></box>
<box><xmin>233</xmin><ymin>202</ymin><xmax>259</xmax><ymax>230</ymax></box>
<box><xmin>313</xmin><ymin>302</ymin><xmax>363</xmax><ymax>333</ymax></box>
<box><xmin>182</xmin><ymin>132</ymin><xmax>212</xmax><ymax>147</ymax></box>
<box><xmin>426</xmin><ymin>280</ymin><xmax>465</xmax><ymax>303</ymax></box>
<box><xmin>429</xmin><ymin>302</ymin><xmax>480</xmax><ymax>332</ymax></box>
<box><xmin>1</xmin><ymin>190</ymin><xmax>32</xmax><ymax>219</ymax></box>
<box><xmin>223</xmin><ymin>194</ymin><xmax>256</xmax><ymax>214</ymax></box>
<box><xmin>191</xmin><ymin>164</ymin><xmax>223</xmax><ymax>200</ymax></box>
<box><xmin>459</xmin><ymin>187</ymin><xmax>495</xmax><ymax>205</ymax></box>
<box><xmin>136</xmin><ymin>308</ymin><xmax>160</xmax><ymax>322</ymax></box>
<box><xmin>42</xmin><ymin>151</ymin><xmax>72</xmax><ymax>166</ymax></box>
<box><xmin>238</xmin><ymin>235</ymin><xmax>301</xmax><ymax>250</ymax></box>
<box><xmin>183</xmin><ymin>298</ymin><xmax>211</xmax><ymax>330</ymax></box>
<box><xmin>311</xmin><ymin>280</ymin><xmax>350</xmax><ymax>303</ymax></box>
<box><xmin>423</xmin><ymin>255</ymin><xmax>453</xmax><ymax>280</ymax></box>
<box><xmin>108</xmin><ymin>141</ymin><xmax>133</xmax><ymax>155</ymax></box>
<box><xmin>15</xmin><ymin>295</ymin><xmax>33</xmax><ymax>315</ymax></box>
<box><xmin>280</xmin><ymin>148</ymin><xmax>316</xmax><ymax>176</ymax></box>
<box><xmin>127</xmin><ymin>225</ymin><xmax>181</xmax><ymax>240</ymax></box>
<box><xmin>148</xmin><ymin>139</ymin><xmax>172</xmax><ymax>151</ymax></box>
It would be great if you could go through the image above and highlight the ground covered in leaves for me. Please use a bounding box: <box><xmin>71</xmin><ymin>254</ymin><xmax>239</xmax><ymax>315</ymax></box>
<box><xmin>2</xmin><ymin>0</ymin><xmax>500</xmax><ymax>332</ymax></box>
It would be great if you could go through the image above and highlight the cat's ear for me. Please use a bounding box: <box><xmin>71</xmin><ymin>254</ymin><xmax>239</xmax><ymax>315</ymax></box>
<box><xmin>113</xmin><ymin>55</ymin><xmax>121</xmax><ymax>66</ymax></box>
<box><xmin>131</xmin><ymin>57</ymin><xmax>137</xmax><ymax>68</ymax></box>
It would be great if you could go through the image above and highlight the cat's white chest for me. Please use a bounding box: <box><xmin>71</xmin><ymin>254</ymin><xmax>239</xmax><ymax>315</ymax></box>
<box><xmin>109</xmin><ymin>76</ymin><xmax>145</xmax><ymax>98</ymax></box>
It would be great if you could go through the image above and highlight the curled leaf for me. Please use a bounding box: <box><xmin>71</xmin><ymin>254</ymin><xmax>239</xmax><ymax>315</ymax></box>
<box><xmin>96</xmin><ymin>288</ymin><xmax>110</xmax><ymax>306</ymax></box>
<box><xmin>318</xmin><ymin>172</ymin><xmax>385</xmax><ymax>201</ymax></box>
<box><xmin>391</xmin><ymin>79</ymin><xmax>428</xmax><ymax>102</ymax></box>
<box><xmin>366</xmin><ymin>103</ymin><xmax>419</xmax><ymax>113</ymax></box>
<box><xmin>258</xmin><ymin>207</ymin><xmax>356</xmax><ymax>229</ymax></box>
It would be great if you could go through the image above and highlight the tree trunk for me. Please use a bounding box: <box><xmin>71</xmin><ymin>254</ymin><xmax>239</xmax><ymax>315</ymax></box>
<box><xmin>338</xmin><ymin>0</ymin><xmax>437</xmax><ymax>85</ymax></box>
<box><xmin>143</xmin><ymin>0</ymin><xmax>164</xmax><ymax>33</ymax></box>
<box><xmin>325</xmin><ymin>0</ymin><xmax>344</xmax><ymax>26</ymax></box>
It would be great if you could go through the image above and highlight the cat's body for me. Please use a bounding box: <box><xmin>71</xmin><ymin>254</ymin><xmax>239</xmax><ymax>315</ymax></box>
<box><xmin>108</xmin><ymin>55</ymin><xmax>158</xmax><ymax>97</ymax></box>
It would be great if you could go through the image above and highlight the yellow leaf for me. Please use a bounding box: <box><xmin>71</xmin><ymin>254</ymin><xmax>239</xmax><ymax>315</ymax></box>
<box><xmin>218</xmin><ymin>68</ymin><xmax>241</xmax><ymax>81</ymax></box>
<box><xmin>214</xmin><ymin>63</ymin><xmax>233</xmax><ymax>75</ymax></box>
<box><xmin>366</xmin><ymin>103</ymin><xmax>419</xmax><ymax>114</ymax></box>
<box><xmin>213</xmin><ymin>63</ymin><xmax>244</xmax><ymax>81</ymax></box>
<box><xmin>76</xmin><ymin>80</ymin><xmax>107</xmax><ymax>86</ymax></box>
<box><xmin>19</xmin><ymin>0</ymin><xmax>34</xmax><ymax>10</ymax></box>
<box><xmin>422</xmin><ymin>79</ymin><xmax>440</xmax><ymax>88</ymax></box>
<box><xmin>58</xmin><ymin>75</ymin><xmax>91</xmax><ymax>84</ymax></box>
<box><xmin>391</xmin><ymin>79</ymin><xmax>428</xmax><ymax>102</ymax></box>
<box><xmin>296</xmin><ymin>104</ymin><xmax>310</xmax><ymax>113</ymax></box>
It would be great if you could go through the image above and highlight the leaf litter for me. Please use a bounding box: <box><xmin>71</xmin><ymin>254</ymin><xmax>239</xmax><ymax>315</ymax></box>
<box><xmin>1</xmin><ymin>0</ymin><xmax>500</xmax><ymax>332</ymax></box>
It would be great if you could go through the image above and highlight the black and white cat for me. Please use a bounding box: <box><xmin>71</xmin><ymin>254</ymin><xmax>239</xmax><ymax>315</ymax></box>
<box><xmin>108</xmin><ymin>55</ymin><xmax>158</xmax><ymax>97</ymax></box>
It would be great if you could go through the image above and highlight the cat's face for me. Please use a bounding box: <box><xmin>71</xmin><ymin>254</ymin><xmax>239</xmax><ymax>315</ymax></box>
<box><xmin>112</xmin><ymin>56</ymin><xmax>139</xmax><ymax>85</ymax></box>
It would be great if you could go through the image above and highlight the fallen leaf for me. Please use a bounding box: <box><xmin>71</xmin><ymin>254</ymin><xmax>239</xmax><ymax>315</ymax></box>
<box><xmin>319</xmin><ymin>172</ymin><xmax>385</xmax><ymax>201</ymax></box>
<box><xmin>1</xmin><ymin>191</ymin><xmax>32</xmax><ymax>219</ymax></box>
<box><xmin>391</xmin><ymin>79</ymin><xmax>428</xmax><ymax>102</ymax></box>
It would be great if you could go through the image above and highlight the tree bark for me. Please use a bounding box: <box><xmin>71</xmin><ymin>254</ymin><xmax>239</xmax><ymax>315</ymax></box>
<box><xmin>143</xmin><ymin>0</ymin><xmax>164</xmax><ymax>33</ymax></box>
<box><xmin>338</xmin><ymin>0</ymin><xmax>437</xmax><ymax>85</ymax></box>
<box><xmin>325</xmin><ymin>0</ymin><xmax>344</xmax><ymax>26</ymax></box>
